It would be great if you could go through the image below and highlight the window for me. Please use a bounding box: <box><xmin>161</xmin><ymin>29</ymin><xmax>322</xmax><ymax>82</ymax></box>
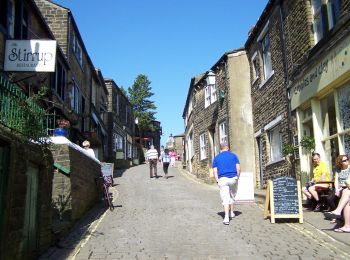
<box><xmin>81</xmin><ymin>96</ymin><xmax>86</xmax><ymax>132</ymax></box>
<box><xmin>211</xmin><ymin>84</ymin><xmax>217</xmax><ymax>103</ymax></box>
<box><xmin>8</xmin><ymin>0</ymin><xmax>15</xmax><ymax>38</ymax></box>
<box><xmin>53</xmin><ymin>62</ymin><xmax>66</xmax><ymax>100</ymax></box>
<box><xmin>219</xmin><ymin>121</ymin><xmax>227</xmax><ymax>144</ymax></box>
<box><xmin>72</xmin><ymin>32</ymin><xmax>83</xmax><ymax>67</ymax></box>
<box><xmin>204</xmin><ymin>86</ymin><xmax>211</xmax><ymax>108</ymax></box>
<box><xmin>70</xmin><ymin>81</ymin><xmax>80</xmax><ymax>113</ymax></box>
<box><xmin>311</xmin><ymin>0</ymin><xmax>341</xmax><ymax>44</ymax></box>
<box><xmin>200</xmin><ymin>133</ymin><xmax>206</xmax><ymax>160</ymax></box>
<box><xmin>338</xmin><ymin>83</ymin><xmax>350</xmax><ymax>155</ymax></box>
<box><xmin>127</xmin><ymin>141</ymin><xmax>132</xmax><ymax>159</ymax></box>
<box><xmin>261</xmin><ymin>33</ymin><xmax>272</xmax><ymax>79</ymax></box>
<box><xmin>269</xmin><ymin>125</ymin><xmax>282</xmax><ymax>162</ymax></box>
<box><xmin>251</xmin><ymin>52</ymin><xmax>260</xmax><ymax>81</ymax></box>
<box><xmin>115</xmin><ymin>134</ymin><xmax>123</xmax><ymax>151</ymax></box>
<box><xmin>204</xmin><ymin>73</ymin><xmax>217</xmax><ymax>108</ymax></box>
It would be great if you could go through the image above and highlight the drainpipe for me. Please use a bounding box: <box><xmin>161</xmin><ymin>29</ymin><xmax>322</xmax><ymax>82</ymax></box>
<box><xmin>278</xmin><ymin>1</ymin><xmax>295</xmax><ymax>177</ymax></box>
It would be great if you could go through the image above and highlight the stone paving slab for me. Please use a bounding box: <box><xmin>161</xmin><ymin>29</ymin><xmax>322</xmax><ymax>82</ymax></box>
<box><xmin>40</xmin><ymin>163</ymin><xmax>350</xmax><ymax>259</ymax></box>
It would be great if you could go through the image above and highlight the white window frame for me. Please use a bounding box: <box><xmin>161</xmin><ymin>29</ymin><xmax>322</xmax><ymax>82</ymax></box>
<box><xmin>269</xmin><ymin>125</ymin><xmax>283</xmax><ymax>162</ymax></box>
<box><xmin>219</xmin><ymin>121</ymin><xmax>228</xmax><ymax>144</ymax></box>
<box><xmin>204</xmin><ymin>86</ymin><xmax>211</xmax><ymax>108</ymax></box>
<box><xmin>211</xmin><ymin>84</ymin><xmax>217</xmax><ymax>103</ymax></box>
<box><xmin>261</xmin><ymin>33</ymin><xmax>273</xmax><ymax>80</ymax></box>
<box><xmin>199</xmin><ymin>133</ymin><xmax>207</xmax><ymax>160</ymax></box>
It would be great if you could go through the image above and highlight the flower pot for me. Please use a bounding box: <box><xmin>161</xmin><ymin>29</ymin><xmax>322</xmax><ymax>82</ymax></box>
<box><xmin>53</xmin><ymin>128</ymin><xmax>68</xmax><ymax>137</ymax></box>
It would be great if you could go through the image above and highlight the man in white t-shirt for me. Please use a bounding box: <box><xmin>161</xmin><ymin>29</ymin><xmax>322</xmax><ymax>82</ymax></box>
<box><xmin>146</xmin><ymin>145</ymin><xmax>158</xmax><ymax>178</ymax></box>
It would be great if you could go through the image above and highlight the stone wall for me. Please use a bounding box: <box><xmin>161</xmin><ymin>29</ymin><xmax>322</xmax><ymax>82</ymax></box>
<box><xmin>0</xmin><ymin>131</ymin><xmax>54</xmax><ymax>260</ymax></box>
<box><xmin>50</xmin><ymin>144</ymin><xmax>101</xmax><ymax>239</ymax></box>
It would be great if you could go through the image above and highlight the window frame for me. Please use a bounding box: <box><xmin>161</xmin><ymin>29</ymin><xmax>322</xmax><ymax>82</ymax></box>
<box><xmin>199</xmin><ymin>133</ymin><xmax>207</xmax><ymax>160</ymax></box>
<box><xmin>268</xmin><ymin>125</ymin><xmax>283</xmax><ymax>162</ymax></box>
<box><xmin>204</xmin><ymin>85</ymin><xmax>211</xmax><ymax>108</ymax></box>
<box><xmin>71</xmin><ymin>80</ymin><xmax>81</xmax><ymax>113</ymax></box>
<box><xmin>219</xmin><ymin>121</ymin><xmax>228</xmax><ymax>145</ymax></box>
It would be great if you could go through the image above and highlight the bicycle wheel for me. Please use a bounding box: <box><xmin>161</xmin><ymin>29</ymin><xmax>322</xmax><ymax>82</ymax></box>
<box><xmin>103</xmin><ymin>184</ymin><xmax>114</xmax><ymax>211</ymax></box>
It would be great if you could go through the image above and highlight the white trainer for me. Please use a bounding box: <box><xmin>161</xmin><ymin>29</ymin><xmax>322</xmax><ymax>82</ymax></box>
<box><xmin>230</xmin><ymin>212</ymin><xmax>235</xmax><ymax>219</ymax></box>
<box><xmin>223</xmin><ymin>218</ymin><xmax>229</xmax><ymax>225</ymax></box>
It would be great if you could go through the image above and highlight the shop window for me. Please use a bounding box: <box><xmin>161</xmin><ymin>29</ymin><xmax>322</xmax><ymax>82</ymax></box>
<box><xmin>338</xmin><ymin>83</ymin><xmax>350</xmax><ymax>154</ymax></box>
<box><xmin>311</xmin><ymin>0</ymin><xmax>341</xmax><ymax>44</ymax></box>
<box><xmin>321</xmin><ymin>93</ymin><xmax>336</xmax><ymax>136</ymax></box>
<box><xmin>115</xmin><ymin>134</ymin><xmax>123</xmax><ymax>151</ymax></box>
<box><xmin>269</xmin><ymin>125</ymin><xmax>282</xmax><ymax>162</ymax></box>
<box><xmin>199</xmin><ymin>133</ymin><xmax>206</xmax><ymax>160</ymax></box>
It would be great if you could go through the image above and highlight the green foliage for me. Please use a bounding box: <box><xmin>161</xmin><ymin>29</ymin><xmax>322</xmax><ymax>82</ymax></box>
<box><xmin>300</xmin><ymin>136</ymin><xmax>315</xmax><ymax>154</ymax></box>
<box><xmin>282</xmin><ymin>143</ymin><xmax>294</xmax><ymax>157</ymax></box>
<box><xmin>128</xmin><ymin>74</ymin><xmax>157</xmax><ymax>130</ymax></box>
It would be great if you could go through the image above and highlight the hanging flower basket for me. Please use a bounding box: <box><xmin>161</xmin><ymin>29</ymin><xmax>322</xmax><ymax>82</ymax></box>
<box><xmin>54</xmin><ymin>119</ymin><xmax>70</xmax><ymax>137</ymax></box>
<box><xmin>56</xmin><ymin>119</ymin><xmax>70</xmax><ymax>128</ymax></box>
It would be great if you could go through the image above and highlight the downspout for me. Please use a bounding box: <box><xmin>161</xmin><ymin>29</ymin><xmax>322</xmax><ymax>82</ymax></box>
<box><xmin>278</xmin><ymin>1</ymin><xmax>295</xmax><ymax>177</ymax></box>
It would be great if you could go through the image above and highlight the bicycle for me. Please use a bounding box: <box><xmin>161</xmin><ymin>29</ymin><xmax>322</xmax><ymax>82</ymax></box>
<box><xmin>99</xmin><ymin>175</ymin><xmax>114</xmax><ymax>211</ymax></box>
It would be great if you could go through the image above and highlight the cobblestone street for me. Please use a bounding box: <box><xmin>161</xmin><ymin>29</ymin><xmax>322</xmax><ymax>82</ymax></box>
<box><xmin>41</xmin><ymin>164</ymin><xmax>350</xmax><ymax>260</ymax></box>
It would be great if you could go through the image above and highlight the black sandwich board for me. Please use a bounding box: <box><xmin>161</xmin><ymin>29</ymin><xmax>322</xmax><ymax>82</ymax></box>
<box><xmin>264</xmin><ymin>177</ymin><xmax>303</xmax><ymax>223</ymax></box>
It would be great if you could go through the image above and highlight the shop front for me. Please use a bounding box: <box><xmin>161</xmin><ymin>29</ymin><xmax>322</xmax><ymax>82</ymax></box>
<box><xmin>291</xmin><ymin>34</ymin><xmax>350</xmax><ymax>176</ymax></box>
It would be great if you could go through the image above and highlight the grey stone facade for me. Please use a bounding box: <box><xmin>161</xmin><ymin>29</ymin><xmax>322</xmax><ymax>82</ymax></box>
<box><xmin>245</xmin><ymin>0</ymin><xmax>350</xmax><ymax>188</ymax></box>
<box><xmin>183</xmin><ymin>49</ymin><xmax>254</xmax><ymax>183</ymax></box>
<box><xmin>104</xmin><ymin>79</ymin><xmax>135</xmax><ymax>169</ymax></box>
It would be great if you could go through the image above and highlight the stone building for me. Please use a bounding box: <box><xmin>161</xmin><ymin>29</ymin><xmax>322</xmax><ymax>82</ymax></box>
<box><xmin>0</xmin><ymin>1</ymin><xmax>57</xmax><ymax>258</ymax></box>
<box><xmin>245</xmin><ymin>0</ymin><xmax>350</xmax><ymax>188</ymax></box>
<box><xmin>182</xmin><ymin>49</ymin><xmax>254</xmax><ymax>183</ymax></box>
<box><xmin>287</xmin><ymin>0</ymin><xmax>350</xmax><ymax>177</ymax></box>
<box><xmin>34</xmin><ymin>0</ymin><xmax>108</xmax><ymax>158</ymax></box>
<box><xmin>105</xmin><ymin>79</ymin><xmax>135</xmax><ymax>168</ymax></box>
<box><xmin>245</xmin><ymin>1</ymin><xmax>291</xmax><ymax>188</ymax></box>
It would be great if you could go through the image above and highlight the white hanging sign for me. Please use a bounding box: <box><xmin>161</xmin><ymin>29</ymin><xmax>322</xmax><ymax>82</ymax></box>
<box><xmin>4</xmin><ymin>40</ymin><xmax>57</xmax><ymax>72</ymax></box>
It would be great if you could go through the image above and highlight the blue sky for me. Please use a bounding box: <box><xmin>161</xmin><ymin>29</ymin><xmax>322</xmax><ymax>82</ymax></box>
<box><xmin>54</xmin><ymin>0</ymin><xmax>268</xmax><ymax>145</ymax></box>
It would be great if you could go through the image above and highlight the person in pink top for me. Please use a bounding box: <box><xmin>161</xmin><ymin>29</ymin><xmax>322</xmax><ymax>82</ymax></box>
<box><xmin>170</xmin><ymin>150</ymin><xmax>176</xmax><ymax>167</ymax></box>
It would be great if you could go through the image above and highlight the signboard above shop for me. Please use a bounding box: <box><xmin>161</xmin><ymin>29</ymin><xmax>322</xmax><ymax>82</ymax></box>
<box><xmin>4</xmin><ymin>40</ymin><xmax>57</xmax><ymax>72</ymax></box>
<box><xmin>290</xmin><ymin>34</ymin><xmax>350</xmax><ymax>110</ymax></box>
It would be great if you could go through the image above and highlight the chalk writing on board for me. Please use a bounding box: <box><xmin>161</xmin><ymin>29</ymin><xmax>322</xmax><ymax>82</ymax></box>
<box><xmin>273</xmin><ymin>177</ymin><xmax>299</xmax><ymax>215</ymax></box>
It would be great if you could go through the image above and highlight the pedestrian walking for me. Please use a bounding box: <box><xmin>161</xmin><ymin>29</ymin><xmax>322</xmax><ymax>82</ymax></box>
<box><xmin>146</xmin><ymin>145</ymin><xmax>159</xmax><ymax>178</ymax></box>
<box><xmin>161</xmin><ymin>149</ymin><xmax>171</xmax><ymax>179</ymax></box>
<box><xmin>212</xmin><ymin>142</ymin><xmax>240</xmax><ymax>225</ymax></box>
<box><xmin>170</xmin><ymin>150</ymin><xmax>176</xmax><ymax>167</ymax></box>
<box><xmin>159</xmin><ymin>145</ymin><xmax>165</xmax><ymax>163</ymax></box>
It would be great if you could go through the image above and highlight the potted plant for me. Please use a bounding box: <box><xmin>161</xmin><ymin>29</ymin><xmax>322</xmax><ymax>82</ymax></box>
<box><xmin>53</xmin><ymin>118</ymin><xmax>70</xmax><ymax>137</ymax></box>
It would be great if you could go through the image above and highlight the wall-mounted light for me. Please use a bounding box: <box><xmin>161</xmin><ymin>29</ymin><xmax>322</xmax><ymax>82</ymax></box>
<box><xmin>206</xmin><ymin>70</ymin><xmax>216</xmax><ymax>85</ymax></box>
<box><xmin>218</xmin><ymin>89</ymin><xmax>225</xmax><ymax>100</ymax></box>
